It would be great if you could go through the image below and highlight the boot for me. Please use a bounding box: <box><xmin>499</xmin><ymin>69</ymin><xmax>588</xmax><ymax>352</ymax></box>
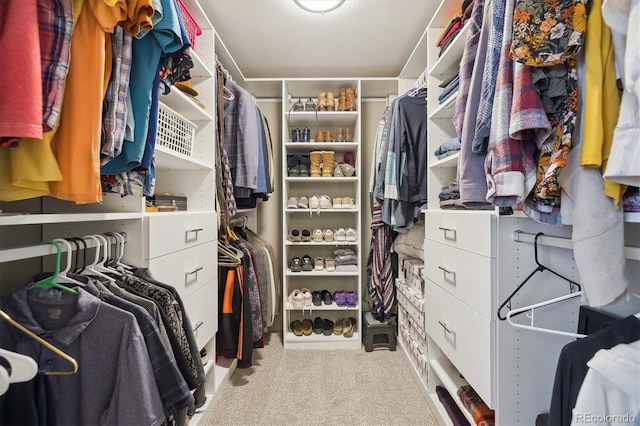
<box><xmin>345</xmin><ymin>128</ymin><xmax>353</xmax><ymax>142</ymax></box>
<box><xmin>336</xmin><ymin>128</ymin><xmax>344</xmax><ymax>142</ymax></box>
<box><xmin>337</xmin><ymin>88</ymin><xmax>346</xmax><ymax>111</ymax></box>
<box><xmin>314</xmin><ymin>130</ymin><xmax>325</xmax><ymax>142</ymax></box>
<box><xmin>321</xmin><ymin>151</ymin><xmax>335</xmax><ymax>177</ymax></box>
<box><xmin>310</xmin><ymin>151</ymin><xmax>323</xmax><ymax>177</ymax></box>
<box><xmin>317</xmin><ymin>92</ymin><xmax>327</xmax><ymax>111</ymax></box>
<box><xmin>345</xmin><ymin>87</ymin><xmax>356</xmax><ymax>111</ymax></box>
<box><xmin>324</xmin><ymin>130</ymin><xmax>334</xmax><ymax>142</ymax></box>
<box><xmin>326</xmin><ymin>92</ymin><xmax>335</xmax><ymax>111</ymax></box>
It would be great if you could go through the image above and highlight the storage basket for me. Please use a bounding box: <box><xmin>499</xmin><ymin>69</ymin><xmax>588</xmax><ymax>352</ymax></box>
<box><xmin>178</xmin><ymin>0</ymin><xmax>202</xmax><ymax>49</ymax></box>
<box><xmin>157</xmin><ymin>103</ymin><xmax>197</xmax><ymax>157</ymax></box>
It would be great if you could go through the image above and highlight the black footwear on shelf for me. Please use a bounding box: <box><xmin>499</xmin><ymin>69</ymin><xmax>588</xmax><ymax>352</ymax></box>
<box><xmin>321</xmin><ymin>289</ymin><xmax>333</xmax><ymax>305</ymax></box>
<box><xmin>323</xmin><ymin>319</ymin><xmax>334</xmax><ymax>336</ymax></box>
<box><xmin>312</xmin><ymin>291</ymin><xmax>322</xmax><ymax>306</ymax></box>
<box><xmin>313</xmin><ymin>317</ymin><xmax>323</xmax><ymax>334</ymax></box>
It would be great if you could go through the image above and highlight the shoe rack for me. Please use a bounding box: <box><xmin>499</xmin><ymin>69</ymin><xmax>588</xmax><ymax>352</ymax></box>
<box><xmin>281</xmin><ymin>79</ymin><xmax>362</xmax><ymax>350</ymax></box>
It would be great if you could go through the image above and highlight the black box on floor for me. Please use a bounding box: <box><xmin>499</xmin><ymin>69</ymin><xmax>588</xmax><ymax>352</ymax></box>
<box><xmin>362</xmin><ymin>311</ymin><xmax>397</xmax><ymax>352</ymax></box>
<box><xmin>147</xmin><ymin>194</ymin><xmax>187</xmax><ymax>211</ymax></box>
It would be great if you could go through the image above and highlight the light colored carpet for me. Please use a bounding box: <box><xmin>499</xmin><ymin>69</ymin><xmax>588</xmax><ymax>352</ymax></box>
<box><xmin>204</xmin><ymin>327</ymin><xmax>439</xmax><ymax>426</ymax></box>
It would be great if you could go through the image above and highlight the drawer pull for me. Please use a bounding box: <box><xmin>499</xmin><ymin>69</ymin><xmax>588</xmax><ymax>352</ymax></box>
<box><xmin>193</xmin><ymin>321</ymin><xmax>204</xmax><ymax>331</ymax></box>
<box><xmin>185</xmin><ymin>228</ymin><xmax>204</xmax><ymax>239</ymax></box>
<box><xmin>438</xmin><ymin>320</ymin><xmax>456</xmax><ymax>335</ymax></box>
<box><xmin>438</xmin><ymin>265</ymin><xmax>455</xmax><ymax>276</ymax></box>
<box><xmin>438</xmin><ymin>226</ymin><xmax>457</xmax><ymax>240</ymax></box>
<box><xmin>186</xmin><ymin>266</ymin><xmax>203</xmax><ymax>276</ymax></box>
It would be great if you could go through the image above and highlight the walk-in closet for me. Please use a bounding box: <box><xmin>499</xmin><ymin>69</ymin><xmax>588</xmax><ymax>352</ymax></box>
<box><xmin>1</xmin><ymin>0</ymin><xmax>638</xmax><ymax>425</ymax></box>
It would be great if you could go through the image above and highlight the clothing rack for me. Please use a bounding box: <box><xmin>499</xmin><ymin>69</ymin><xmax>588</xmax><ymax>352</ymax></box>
<box><xmin>513</xmin><ymin>230</ymin><xmax>640</xmax><ymax>261</ymax></box>
<box><xmin>0</xmin><ymin>233</ymin><xmax>128</xmax><ymax>264</ymax></box>
<box><xmin>215</xmin><ymin>55</ymin><xmax>233</xmax><ymax>82</ymax></box>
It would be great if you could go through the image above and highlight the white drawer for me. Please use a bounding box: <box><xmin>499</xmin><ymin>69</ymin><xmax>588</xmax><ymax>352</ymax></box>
<box><xmin>146</xmin><ymin>212</ymin><xmax>217</xmax><ymax>259</ymax></box>
<box><xmin>424</xmin><ymin>211</ymin><xmax>495</xmax><ymax>257</ymax></box>
<box><xmin>184</xmin><ymin>280</ymin><xmax>217</xmax><ymax>350</ymax></box>
<box><xmin>424</xmin><ymin>239</ymin><xmax>494</xmax><ymax>319</ymax></box>
<box><xmin>148</xmin><ymin>241</ymin><xmax>216</xmax><ymax>298</ymax></box>
<box><xmin>426</xmin><ymin>279</ymin><xmax>495</xmax><ymax>407</ymax></box>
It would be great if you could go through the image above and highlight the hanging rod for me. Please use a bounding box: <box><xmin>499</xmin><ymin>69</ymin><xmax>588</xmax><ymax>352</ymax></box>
<box><xmin>513</xmin><ymin>230</ymin><xmax>640</xmax><ymax>261</ymax></box>
<box><xmin>0</xmin><ymin>233</ymin><xmax>128</xmax><ymax>264</ymax></box>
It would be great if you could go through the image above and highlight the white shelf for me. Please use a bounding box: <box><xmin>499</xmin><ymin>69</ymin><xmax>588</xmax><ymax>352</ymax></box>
<box><xmin>285</xmin><ymin>241</ymin><xmax>358</xmax><ymax>246</ymax></box>
<box><xmin>0</xmin><ymin>212</ymin><xmax>143</xmax><ymax>226</ymax></box>
<box><xmin>429</xmin><ymin>152</ymin><xmax>459</xmax><ymax>169</ymax></box>
<box><xmin>284</xmin><ymin>331</ymin><xmax>361</xmax><ymax>348</ymax></box>
<box><xmin>286</xmin><ymin>111</ymin><xmax>358</xmax><ymax>128</ymax></box>
<box><xmin>214</xmin><ymin>356</ymin><xmax>238</xmax><ymax>392</ymax></box>
<box><xmin>625</xmin><ymin>212</ymin><xmax>640</xmax><ymax>223</ymax></box>
<box><xmin>189</xmin><ymin>393</ymin><xmax>214</xmax><ymax>426</ymax></box>
<box><xmin>429</xmin><ymin>23</ymin><xmax>470</xmax><ymax>77</ymax></box>
<box><xmin>155</xmin><ymin>145</ymin><xmax>214</xmax><ymax>170</ymax></box>
<box><xmin>286</xmin><ymin>270</ymin><xmax>360</xmax><ymax>277</ymax></box>
<box><xmin>285</xmin><ymin>142</ymin><xmax>359</xmax><ymax>150</ymax></box>
<box><xmin>286</xmin><ymin>302</ymin><xmax>360</xmax><ymax>310</ymax></box>
<box><xmin>160</xmin><ymin>90</ymin><xmax>213</xmax><ymax>122</ymax></box>
<box><xmin>429</xmin><ymin>92</ymin><xmax>458</xmax><ymax>119</ymax></box>
<box><xmin>430</xmin><ymin>358</ymin><xmax>477</xmax><ymax>426</ymax></box>
<box><xmin>189</xmin><ymin>49</ymin><xmax>214</xmax><ymax>81</ymax></box>
<box><xmin>285</xmin><ymin>177</ymin><xmax>358</xmax><ymax>183</ymax></box>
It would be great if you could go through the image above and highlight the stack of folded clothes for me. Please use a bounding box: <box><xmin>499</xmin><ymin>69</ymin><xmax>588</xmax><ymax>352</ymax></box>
<box><xmin>333</xmin><ymin>248</ymin><xmax>358</xmax><ymax>272</ymax></box>
<box><xmin>434</xmin><ymin>136</ymin><xmax>461</xmax><ymax>160</ymax></box>
<box><xmin>457</xmin><ymin>385</ymin><xmax>495</xmax><ymax>426</ymax></box>
<box><xmin>436</xmin><ymin>0</ymin><xmax>475</xmax><ymax>57</ymax></box>
<box><xmin>438</xmin><ymin>74</ymin><xmax>459</xmax><ymax>104</ymax></box>
<box><xmin>439</xmin><ymin>183</ymin><xmax>464</xmax><ymax>210</ymax></box>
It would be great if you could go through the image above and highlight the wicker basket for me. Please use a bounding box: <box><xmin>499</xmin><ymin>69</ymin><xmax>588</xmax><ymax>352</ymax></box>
<box><xmin>178</xmin><ymin>0</ymin><xmax>202</xmax><ymax>49</ymax></box>
<box><xmin>157</xmin><ymin>103</ymin><xmax>197</xmax><ymax>157</ymax></box>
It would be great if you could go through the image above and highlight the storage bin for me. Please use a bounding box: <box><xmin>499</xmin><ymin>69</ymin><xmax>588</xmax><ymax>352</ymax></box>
<box><xmin>157</xmin><ymin>103</ymin><xmax>196</xmax><ymax>157</ymax></box>
<box><xmin>178</xmin><ymin>0</ymin><xmax>202</xmax><ymax>48</ymax></box>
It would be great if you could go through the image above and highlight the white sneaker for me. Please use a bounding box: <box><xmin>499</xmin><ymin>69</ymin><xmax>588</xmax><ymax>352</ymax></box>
<box><xmin>287</xmin><ymin>197</ymin><xmax>299</xmax><ymax>209</ymax></box>
<box><xmin>288</xmin><ymin>289</ymin><xmax>303</xmax><ymax>307</ymax></box>
<box><xmin>319</xmin><ymin>195</ymin><xmax>332</xmax><ymax>209</ymax></box>
<box><xmin>345</xmin><ymin>228</ymin><xmax>357</xmax><ymax>241</ymax></box>
<box><xmin>341</xmin><ymin>197</ymin><xmax>355</xmax><ymax>209</ymax></box>
<box><xmin>334</xmin><ymin>228</ymin><xmax>346</xmax><ymax>242</ymax></box>
<box><xmin>309</xmin><ymin>195</ymin><xmax>320</xmax><ymax>209</ymax></box>
<box><xmin>332</xmin><ymin>197</ymin><xmax>343</xmax><ymax>208</ymax></box>
<box><xmin>297</xmin><ymin>195</ymin><xmax>309</xmax><ymax>209</ymax></box>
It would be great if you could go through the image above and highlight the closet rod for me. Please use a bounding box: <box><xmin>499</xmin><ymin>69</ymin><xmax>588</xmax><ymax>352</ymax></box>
<box><xmin>513</xmin><ymin>231</ymin><xmax>640</xmax><ymax>261</ymax></box>
<box><xmin>0</xmin><ymin>233</ymin><xmax>128</xmax><ymax>264</ymax></box>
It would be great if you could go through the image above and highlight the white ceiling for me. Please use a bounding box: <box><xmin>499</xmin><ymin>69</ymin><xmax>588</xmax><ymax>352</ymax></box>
<box><xmin>201</xmin><ymin>0</ymin><xmax>439</xmax><ymax>80</ymax></box>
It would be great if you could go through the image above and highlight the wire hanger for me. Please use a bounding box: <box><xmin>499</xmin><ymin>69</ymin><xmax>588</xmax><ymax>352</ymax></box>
<box><xmin>27</xmin><ymin>241</ymin><xmax>79</xmax><ymax>295</ymax></box>
<box><xmin>497</xmin><ymin>232</ymin><xmax>581</xmax><ymax>321</ymax></box>
<box><xmin>0</xmin><ymin>309</ymin><xmax>78</xmax><ymax>376</ymax></box>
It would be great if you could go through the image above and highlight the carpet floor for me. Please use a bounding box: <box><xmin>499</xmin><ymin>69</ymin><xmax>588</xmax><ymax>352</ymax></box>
<box><xmin>204</xmin><ymin>326</ymin><xmax>438</xmax><ymax>426</ymax></box>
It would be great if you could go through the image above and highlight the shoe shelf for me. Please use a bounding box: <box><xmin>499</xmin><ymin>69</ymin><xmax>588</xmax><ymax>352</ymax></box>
<box><xmin>282</xmin><ymin>79</ymin><xmax>362</xmax><ymax>350</ymax></box>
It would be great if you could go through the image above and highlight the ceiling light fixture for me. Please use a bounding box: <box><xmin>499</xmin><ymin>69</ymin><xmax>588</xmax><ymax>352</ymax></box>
<box><xmin>294</xmin><ymin>0</ymin><xmax>345</xmax><ymax>14</ymax></box>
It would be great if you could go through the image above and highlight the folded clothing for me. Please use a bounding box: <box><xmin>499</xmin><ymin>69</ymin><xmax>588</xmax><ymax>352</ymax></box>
<box><xmin>457</xmin><ymin>385</ymin><xmax>495</xmax><ymax>426</ymax></box>
<box><xmin>438</xmin><ymin>75</ymin><xmax>460</xmax><ymax>104</ymax></box>
<box><xmin>439</xmin><ymin>186</ymin><xmax>460</xmax><ymax>201</ymax></box>
<box><xmin>434</xmin><ymin>137</ymin><xmax>461</xmax><ymax>159</ymax></box>
<box><xmin>623</xmin><ymin>187</ymin><xmax>640</xmax><ymax>212</ymax></box>
<box><xmin>335</xmin><ymin>264</ymin><xmax>359</xmax><ymax>272</ymax></box>
<box><xmin>334</xmin><ymin>248</ymin><xmax>358</xmax><ymax>266</ymax></box>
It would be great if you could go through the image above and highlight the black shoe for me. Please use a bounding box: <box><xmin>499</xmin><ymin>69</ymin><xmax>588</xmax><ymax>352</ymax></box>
<box><xmin>321</xmin><ymin>289</ymin><xmax>333</xmax><ymax>305</ymax></box>
<box><xmin>193</xmin><ymin>383</ymin><xmax>207</xmax><ymax>409</ymax></box>
<box><xmin>313</xmin><ymin>317</ymin><xmax>323</xmax><ymax>334</ymax></box>
<box><xmin>312</xmin><ymin>291</ymin><xmax>322</xmax><ymax>306</ymax></box>
<box><xmin>323</xmin><ymin>319</ymin><xmax>334</xmax><ymax>336</ymax></box>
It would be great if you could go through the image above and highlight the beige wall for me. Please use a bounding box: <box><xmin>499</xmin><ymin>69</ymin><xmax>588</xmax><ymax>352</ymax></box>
<box><xmin>253</xmin><ymin>98</ymin><xmax>387</xmax><ymax>316</ymax></box>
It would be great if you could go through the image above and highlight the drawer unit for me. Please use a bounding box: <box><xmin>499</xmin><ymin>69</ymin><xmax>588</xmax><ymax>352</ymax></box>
<box><xmin>148</xmin><ymin>241</ymin><xmax>216</xmax><ymax>297</ymax></box>
<box><xmin>426</xmin><ymin>279</ymin><xmax>495</xmax><ymax>407</ymax></box>
<box><xmin>425</xmin><ymin>210</ymin><xmax>495</xmax><ymax>257</ymax></box>
<box><xmin>184</xmin><ymin>280</ymin><xmax>217</xmax><ymax>350</ymax></box>
<box><xmin>424</xmin><ymin>239</ymin><xmax>494</xmax><ymax>319</ymax></box>
<box><xmin>146</xmin><ymin>212</ymin><xmax>217</xmax><ymax>259</ymax></box>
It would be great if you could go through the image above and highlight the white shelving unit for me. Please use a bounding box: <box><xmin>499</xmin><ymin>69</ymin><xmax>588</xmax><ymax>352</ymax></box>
<box><xmin>281</xmin><ymin>79</ymin><xmax>362</xmax><ymax>350</ymax></box>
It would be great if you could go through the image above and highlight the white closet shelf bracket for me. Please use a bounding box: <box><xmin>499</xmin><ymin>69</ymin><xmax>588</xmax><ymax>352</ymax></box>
<box><xmin>513</xmin><ymin>230</ymin><xmax>640</xmax><ymax>261</ymax></box>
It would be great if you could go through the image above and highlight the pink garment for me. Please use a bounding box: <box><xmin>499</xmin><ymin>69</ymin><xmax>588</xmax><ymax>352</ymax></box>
<box><xmin>0</xmin><ymin>0</ymin><xmax>43</xmax><ymax>140</ymax></box>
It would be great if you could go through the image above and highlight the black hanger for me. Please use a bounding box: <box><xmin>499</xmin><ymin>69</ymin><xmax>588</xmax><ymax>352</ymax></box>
<box><xmin>497</xmin><ymin>233</ymin><xmax>581</xmax><ymax>320</ymax></box>
<box><xmin>69</xmin><ymin>237</ymin><xmax>87</xmax><ymax>273</ymax></box>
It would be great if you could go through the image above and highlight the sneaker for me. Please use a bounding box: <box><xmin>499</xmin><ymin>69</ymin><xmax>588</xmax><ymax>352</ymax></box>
<box><xmin>314</xmin><ymin>257</ymin><xmax>324</xmax><ymax>271</ymax></box>
<box><xmin>333</xmin><ymin>290</ymin><xmax>347</xmax><ymax>307</ymax></box>
<box><xmin>301</xmin><ymin>229</ymin><xmax>312</xmax><ymax>242</ymax></box>
<box><xmin>319</xmin><ymin>195</ymin><xmax>332</xmax><ymax>209</ymax></box>
<box><xmin>312</xmin><ymin>228</ymin><xmax>324</xmax><ymax>242</ymax></box>
<box><xmin>312</xmin><ymin>291</ymin><xmax>323</xmax><ymax>306</ymax></box>
<box><xmin>323</xmin><ymin>229</ymin><xmax>334</xmax><ymax>242</ymax></box>
<box><xmin>288</xmin><ymin>289</ymin><xmax>303</xmax><ymax>307</ymax></box>
<box><xmin>301</xmin><ymin>255</ymin><xmax>314</xmax><ymax>271</ymax></box>
<box><xmin>345</xmin><ymin>291</ymin><xmax>357</xmax><ymax>307</ymax></box>
<box><xmin>287</xmin><ymin>197</ymin><xmax>299</xmax><ymax>209</ymax></box>
<box><xmin>309</xmin><ymin>195</ymin><xmax>320</xmax><ymax>209</ymax></box>
<box><xmin>325</xmin><ymin>257</ymin><xmax>336</xmax><ymax>272</ymax></box>
<box><xmin>297</xmin><ymin>196</ymin><xmax>309</xmax><ymax>209</ymax></box>
<box><xmin>291</xmin><ymin>128</ymin><xmax>301</xmax><ymax>142</ymax></box>
<box><xmin>334</xmin><ymin>228</ymin><xmax>346</xmax><ymax>242</ymax></box>
<box><xmin>287</xmin><ymin>229</ymin><xmax>302</xmax><ymax>242</ymax></box>
<box><xmin>332</xmin><ymin>197</ymin><xmax>343</xmax><ymax>208</ymax></box>
<box><xmin>289</xmin><ymin>257</ymin><xmax>302</xmax><ymax>272</ymax></box>
<box><xmin>341</xmin><ymin>197</ymin><xmax>355</xmax><ymax>209</ymax></box>
<box><xmin>345</xmin><ymin>228</ymin><xmax>357</xmax><ymax>242</ymax></box>
<box><xmin>300</xmin><ymin>288</ymin><xmax>313</xmax><ymax>306</ymax></box>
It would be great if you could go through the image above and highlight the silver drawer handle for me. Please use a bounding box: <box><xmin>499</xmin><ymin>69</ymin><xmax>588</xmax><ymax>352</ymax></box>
<box><xmin>438</xmin><ymin>265</ymin><xmax>455</xmax><ymax>276</ymax></box>
<box><xmin>186</xmin><ymin>266</ymin><xmax>203</xmax><ymax>276</ymax></box>
<box><xmin>438</xmin><ymin>226</ymin><xmax>457</xmax><ymax>239</ymax></box>
<box><xmin>193</xmin><ymin>321</ymin><xmax>204</xmax><ymax>331</ymax></box>
<box><xmin>185</xmin><ymin>228</ymin><xmax>203</xmax><ymax>238</ymax></box>
<box><xmin>438</xmin><ymin>320</ymin><xmax>456</xmax><ymax>335</ymax></box>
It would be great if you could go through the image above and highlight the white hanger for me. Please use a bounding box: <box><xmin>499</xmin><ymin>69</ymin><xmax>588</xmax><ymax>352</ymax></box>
<box><xmin>0</xmin><ymin>348</ymin><xmax>38</xmax><ymax>384</ymax></box>
<box><xmin>506</xmin><ymin>291</ymin><xmax>587</xmax><ymax>339</ymax></box>
<box><xmin>80</xmin><ymin>235</ymin><xmax>116</xmax><ymax>281</ymax></box>
<box><xmin>0</xmin><ymin>365</ymin><xmax>9</xmax><ymax>396</ymax></box>
<box><xmin>104</xmin><ymin>232</ymin><xmax>132</xmax><ymax>271</ymax></box>
<box><xmin>50</xmin><ymin>238</ymin><xmax>86</xmax><ymax>286</ymax></box>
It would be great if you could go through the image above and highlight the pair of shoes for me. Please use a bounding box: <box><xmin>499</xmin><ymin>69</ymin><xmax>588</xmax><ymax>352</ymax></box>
<box><xmin>314</xmin><ymin>130</ymin><xmax>335</xmax><ymax>142</ymax></box>
<box><xmin>343</xmin><ymin>317</ymin><xmax>357</xmax><ymax>338</ymax></box>
<box><xmin>290</xmin><ymin>319</ymin><xmax>313</xmax><ymax>336</ymax></box>
<box><xmin>334</xmin><ymin>128</ymin><xmax>354</xmax><ymax>142</ymax></box>
<box><xmin>309</xmin><ymin>151</ymin><xmax>335</xmax><ymax>177</ymax></box>
<box><xmin>292</xmin><ymin>98</ymin><xmax>316</xmax><ymax>112</ymax></box>
<box><xmin>287</xmin><ymin>196</ymin><xmax>310</xmax><ymax>209</ymax></box>
<box><xmin>313</xmin><ymin>256</ymin><xmax>335</xmax><ymax>272</ymax></box>
<box><xmin>308</xmin><ymin>194</ymin><xmax>332</xmax><ymax>209</ymax></box>
<box><xmin>287</xmin><ymin>229</ymin><xmax>312</xmax><ymax>242</ymax></box>
<box><xmin>332</xmin><ymin>197</ymin><xmax>355</xmax><ymax>209</ymax></box>
<box><xmin>288</xmin><ymin>288</ymin><xmax>312</xmax><ymax>307</ymax></box>
<box><xmin>334</xmin><ymin>228</ymin><xmax>357</xmax><ymax>242</ymax></box>
<box><xmin>291</xmin><ymin>127</ymin><xmax>311</xmax><ymax>142</ymax></box>
<box><xmin>312</xmin><ymin>228</ymin><xmax>334</xmax><ymax>242</ymax></box>
<box><xmin>288</xmin><ymin>164</ymin><xmax>310</xmax><ymax>177</ymax></box>
<box><xmin>317</xmin><ymin>92</ymin><xmax>336</xmax><ymax>111</ymax></box>
<box><xmin>332</xmin><ymin>291</ymin><xmax>358</xmax><ymax>307</ymax></box>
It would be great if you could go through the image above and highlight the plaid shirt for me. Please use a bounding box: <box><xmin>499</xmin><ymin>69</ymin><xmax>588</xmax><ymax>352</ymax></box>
<box><xmin>39</xmin><ymin>0</ymin><xmax>73</xmax><ymax>132</ymax></box>
<box><xmin>101</xmin><ymin>27</ymin><xmax>133</xmax><ymax>164</ymax></box>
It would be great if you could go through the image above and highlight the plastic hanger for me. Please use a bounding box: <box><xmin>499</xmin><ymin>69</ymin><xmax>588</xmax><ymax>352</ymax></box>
<box><xmin>217</xmin><ymin>240</ymin><xmax>243</xmax><ymax>267</ymax></box>
<box><xmin>27</xmin><ymin>241</ymin><xmax>79</xmax><ymax>295</ymax></box>
<box><xmin>506</xmin><ymin>291</ymin><xmax>586</xmax><ymax>339</ymax></box>
<box><xmin>48</xmin><ymin>238</ymin><xmax>86</xmax><ymax>286</ymax></box>
<box><xmin>498</xmin><ymin>233</ymin><xmax>581</xmax><ymax>320</ymax></box>
<box><xmin>80</xmin><ymin>235</ymin><xmax>116</xmax><ymax>282</ymax></box>
<box><xmin>0</xmin><ymin>309</ymin><xmax>78</xmax><ymax>376</ymax></box>
<box><xmin>104</xmin><ymin>232</ymin><xmax>133</xmax><ymax>271</ymax></box>
<box><xmin>0</xmin><ymin>365</ymin><xmax>9</xmax><ymax>396</ymax></box>
<box><xmin>0</xmin><ymin>348</ymin><xmax>38</xmax><ymax>384</ymax></box>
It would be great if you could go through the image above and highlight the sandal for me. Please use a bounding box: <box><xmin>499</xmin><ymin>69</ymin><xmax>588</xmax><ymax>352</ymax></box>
<box><xmin>290</xmin><ymin>320</ymin><xmax>303</xmax><ymax>336</ymax></box>
<box><xmin>334</xmin><ymin>318</ymin><xmax>344</xmax><ymax>335</ymax></box>
<box><xmin>301</xmin><ymin>318</ymin><xmax>313</xmax><ymax>335</ymax></box>
<box><xmin>343</xmin><ymin>318</ymin><xmax>354</xmax><ymax>338</ymax></box>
